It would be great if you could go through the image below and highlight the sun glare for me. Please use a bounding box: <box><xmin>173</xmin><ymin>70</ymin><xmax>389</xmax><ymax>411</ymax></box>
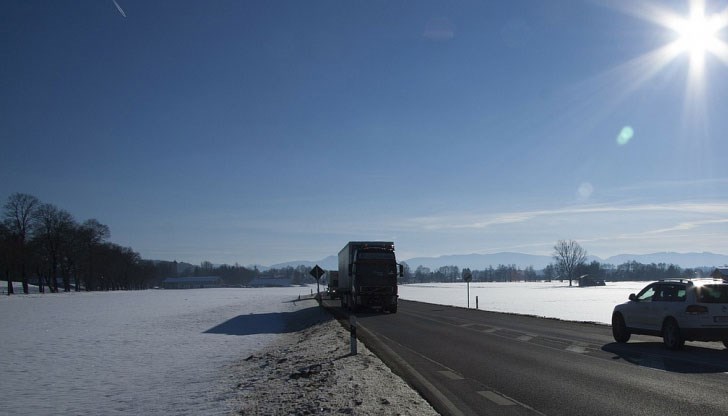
<box><xmin>606</xmin><ymin>0</ymin><xmax>728</xmax><ymax>97</ymax></box>
<box><xmin>673</xmin><ymin>3</ymin><xmax>724</xmax><ymax>69</ymax></box>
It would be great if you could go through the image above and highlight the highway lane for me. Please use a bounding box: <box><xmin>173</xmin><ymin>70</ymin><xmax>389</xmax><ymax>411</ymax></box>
<box><xmin>342</xmin><ymin>300</ymin><xmax>728</xmax><ymax>416</ymax></box>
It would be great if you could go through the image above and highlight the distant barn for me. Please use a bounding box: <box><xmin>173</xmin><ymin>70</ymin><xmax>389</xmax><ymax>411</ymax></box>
<box><xmin>161</xmin><ymin>276</ymin><xmax>222</xmax><ymax>289</ymax></box>
<box><xmin>711</xmin><ymin>268</ymin><xmax>728</xmax><ymax>280</ymax></box>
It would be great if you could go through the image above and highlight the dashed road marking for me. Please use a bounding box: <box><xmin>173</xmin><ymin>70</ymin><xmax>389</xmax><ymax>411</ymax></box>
<box><xmin>517</xmin><ymin>335</ymin><xmax>534</xmax><ymax>342</ymax></box>
<box><xmin>566</xmin><ymin>343</ymin><xmax>588</xmax><ymax>354</ymax></box>
<box><xmin>438</xmin><ymin>370</ymin><xmax>464</xmax><ymax>380</ymax></box>
<box><xmin>478</xmin><ymin>391</ymin><xmax>516</xmax><ymax>406</ymax></box>
<box><xmin>459</xmin><ymin>322</ymin><xmax>499</xmax><ymax>333</ymax></box>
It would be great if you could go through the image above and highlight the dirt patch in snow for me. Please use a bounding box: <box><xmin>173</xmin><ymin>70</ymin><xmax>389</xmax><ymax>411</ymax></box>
<box><xmin>226</xmin><ymin>298</ymin><xmax>439</xmax><ymax>415</ymax></box>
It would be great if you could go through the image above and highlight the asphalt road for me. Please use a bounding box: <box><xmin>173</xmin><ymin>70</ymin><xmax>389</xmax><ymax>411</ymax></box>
<box><xmin>324</xmin><ymin>299</ymin><xmax>728</xmax><ymax>416</ymax></box>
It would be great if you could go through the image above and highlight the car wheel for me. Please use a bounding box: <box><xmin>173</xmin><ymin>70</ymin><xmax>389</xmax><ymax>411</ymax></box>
<box><xmin>662</xmin><ymin>318</ymin><xmax>684</xmax><ymax>350</ymax></box>
<box><xmin>612</xmin><ymin>313</ymin><xmax>630</xmax><ymax>343</ymax></box>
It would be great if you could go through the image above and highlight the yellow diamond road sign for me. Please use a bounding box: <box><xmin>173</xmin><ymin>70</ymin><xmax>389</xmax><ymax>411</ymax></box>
<box><xmin>310</xmin><ymin>265</ymin><xmax>325</xmax><ymax>280</ymax></box>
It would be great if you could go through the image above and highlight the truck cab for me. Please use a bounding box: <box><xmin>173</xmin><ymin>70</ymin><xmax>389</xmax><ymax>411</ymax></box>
<box><xmin>338</xmin><ymin>241</ymin><xmax>402</xmax><ymax>313</ymax></box>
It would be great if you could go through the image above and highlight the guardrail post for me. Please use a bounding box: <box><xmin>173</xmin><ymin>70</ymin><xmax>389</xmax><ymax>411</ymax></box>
<box><xmin>476</xmin><ymin>296</ymin><xmax>479</xmax><ymax>310</ymax></box>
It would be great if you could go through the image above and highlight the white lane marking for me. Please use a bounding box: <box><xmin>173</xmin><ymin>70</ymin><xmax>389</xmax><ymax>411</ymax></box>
<box><xmin>438</xmin><ymin>370</ymin><xmax>465</xmax><ymax>380</ymax></box>
<box><xmin>566</xmin><ymin>343</ymin><xmax>588</xmax><ymax>354</ymax></box>
<box><xmin>517</xmin><ymin>335</ymin><xmax>533</xmax><ymax>342</ymax></box>
<box><xmin>459</xmin><ymin>322</ymin><xmax>499</xmax><ymax>333</ymax></box>
<box><xmin>478</xmin><ymin>391</ymin><xmax>516</xmax><ymax>406</ymax></box>
<box><xmin>360</xmin><ymin>326</ymin><xmax>467</xmax><ymax>416</ymax></box>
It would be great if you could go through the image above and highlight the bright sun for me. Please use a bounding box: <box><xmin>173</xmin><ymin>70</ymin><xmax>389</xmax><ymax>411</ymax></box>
<box><xmin>674</xmin><ymin>4</ymin><xmax>722</xmax><ymax>65</ymax></box>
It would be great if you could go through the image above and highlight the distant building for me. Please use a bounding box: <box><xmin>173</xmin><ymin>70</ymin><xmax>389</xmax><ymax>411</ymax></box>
<box><xmin>248</xmin><ymin>277</ymin><xmax>292</xmax><ymax>287</ymax></box>
<box><xmin>161</xmin><ymin>276</ymin><xmax>222</xmax><ymax>289</ymax></box>
<box><xmin>711</xmin><ymin>268</ymin><xmax>728</xmax><ymax>280</ymax></box>
<box><xmin>578</xmin><ymin>274</ymin><xmax>605</xmax><ymax>287</ymax></box>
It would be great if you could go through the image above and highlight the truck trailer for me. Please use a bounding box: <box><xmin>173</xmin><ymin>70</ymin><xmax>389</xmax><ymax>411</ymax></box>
<box><xmin>338</xmin><ymin>241</ymin><xmax>402</xmax><ymax>313</ymax></box>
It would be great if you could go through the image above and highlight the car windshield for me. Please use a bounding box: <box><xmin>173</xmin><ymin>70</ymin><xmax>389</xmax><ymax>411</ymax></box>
<box><xmin>636</xmin><ymin>285</ymin><xmax>656</xmax><ymax>301</ymax></box>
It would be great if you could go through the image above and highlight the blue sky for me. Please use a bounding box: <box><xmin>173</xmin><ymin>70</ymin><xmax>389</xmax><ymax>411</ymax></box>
<box><xmin>2</xmin><ymin>0</ymin><xmax>728</xmax><ymax>266</ymax></box>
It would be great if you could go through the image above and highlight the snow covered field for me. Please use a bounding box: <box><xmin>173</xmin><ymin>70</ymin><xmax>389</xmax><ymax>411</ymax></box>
<box><xmin>0</xmin><ymin>286</ymin><xmax>317</xmax><ymax>415</ymax></box>
<box><xmin>400</xmin><ymin>281</ymin><xmax>648</xmax><ymax>324</ymax></box>
<box><xmin>0</xmin><ymin>281</ymin><xmax>649</xmax><ymax>415</ymax></box>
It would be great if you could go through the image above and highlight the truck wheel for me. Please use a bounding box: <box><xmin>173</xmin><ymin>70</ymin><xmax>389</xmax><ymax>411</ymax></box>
<box><xmin>389</xmin><ymin>306</ymin><xmax>398</xmax><ymax>314</ymax></box>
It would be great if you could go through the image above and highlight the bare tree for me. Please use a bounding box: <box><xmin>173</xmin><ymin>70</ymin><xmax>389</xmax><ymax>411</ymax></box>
<box><xmin>0</xmin><ymin>222</ymin><xmax>13</xmax><ymax>294</ymax></box>
<box><xmin>77</xmin><ymin>219</ymin><xmax>110</xmax><ymax>291</ymax></box>
<box><xmin>552</xmin><ymin>240</ymin><xmax>587</xmax><ymax>287</ymax></box>
<box><xmin>3</xmin><ymin>193</ymin><xmax>40</xmax><ymax>294</ymax></box>
<box><xmin>32</xmin><ymin>203</ymin><xmax>76</xmax><ymax>293</ymax></box>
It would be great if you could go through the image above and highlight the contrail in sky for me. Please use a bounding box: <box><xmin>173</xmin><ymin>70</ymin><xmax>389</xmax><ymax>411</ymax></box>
<box><xmin>113</xmin><ymin>0</ymin><xmax>127</xmax><ymax>18</ymax></box>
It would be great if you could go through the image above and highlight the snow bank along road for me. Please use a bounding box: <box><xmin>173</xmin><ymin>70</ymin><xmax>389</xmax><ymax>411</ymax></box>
<box><xmin>0</xmin><ymin>288</ymin><xmax>436</xmax><ymax>415</ymax></box>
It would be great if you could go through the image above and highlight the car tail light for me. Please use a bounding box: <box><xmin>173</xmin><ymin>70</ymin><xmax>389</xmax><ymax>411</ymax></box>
<box><xmin>685</xmin><ymin>305</ymin><xmax>709</xmax><ymax>314</ymax></box>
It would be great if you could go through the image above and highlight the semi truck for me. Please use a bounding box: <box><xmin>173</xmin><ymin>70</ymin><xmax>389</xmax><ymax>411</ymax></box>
<box><xmin>326</xmin><ymin>270</ymin><xmax>339</xmax><ymax>299</ymax></box>
<box><xmin>338</xmin><ymin>241</ymin><xmax>402</xmax><ymax>313</ymax></box>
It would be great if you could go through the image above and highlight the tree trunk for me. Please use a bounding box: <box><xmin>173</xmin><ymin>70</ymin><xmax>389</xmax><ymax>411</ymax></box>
<box><xmin>21</xmin><ymin>264</ymin><xmax>29</xmax><ymax>294</ymax></box>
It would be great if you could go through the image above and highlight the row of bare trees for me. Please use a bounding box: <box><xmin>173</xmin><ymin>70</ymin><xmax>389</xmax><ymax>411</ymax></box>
<box><xmin>1</xmin><ymin>193</ymin><xmax>150</xmax><ymax>294</ymax></box>
<box><xmin>400</xmin><ymin>240</ymin><xmax>697</xmax><ymax>285</ymax></box>
<box><xmin>404</xmin><ymin>263</ymin><xmax>539</xmax><ymax>283</ymax></box>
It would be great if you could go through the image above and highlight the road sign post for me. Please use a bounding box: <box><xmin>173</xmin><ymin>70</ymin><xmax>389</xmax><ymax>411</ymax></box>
<box><xmin>310</xmin><ymin>265</ymin><xmax>325</xmax><ymax>301</ymax></box>
<box><xmin>463</xmin><ymin>269</ymin><xmax>472</xmax><ymax>308</ymax></box>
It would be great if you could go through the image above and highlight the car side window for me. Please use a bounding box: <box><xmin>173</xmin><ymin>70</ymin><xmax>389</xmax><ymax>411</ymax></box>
<box><xmin>636</xmin><ymin>285</ymin><xmax>656</xmax><ymax>302</ymax></box>
<box><xmin>657</xmin><ymin>284</ymin><xmax>685</xmax><ymax>302</ymax></box>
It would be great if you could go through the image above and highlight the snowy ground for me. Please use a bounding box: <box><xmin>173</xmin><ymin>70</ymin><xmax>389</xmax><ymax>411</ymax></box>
<box><xmin>0</xmin><ymin>286</ymin><xmax>437</xmax><ymax>415</ymax></box>
<box><xmin>399</xmin><ymin>280</ymin><xmax>649</xmax><ymax>325</ymax></box>
<box><xmin>227</xmin><ymin>300</ymin><xmax>439</xmax><ymax>415</ymax></box>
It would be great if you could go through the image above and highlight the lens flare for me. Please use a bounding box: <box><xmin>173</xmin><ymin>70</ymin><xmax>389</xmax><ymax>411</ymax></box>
<box><xmin>616</xmin><ymin>126</ymin><xmax>634</xmax><ymax>146</ymax></box>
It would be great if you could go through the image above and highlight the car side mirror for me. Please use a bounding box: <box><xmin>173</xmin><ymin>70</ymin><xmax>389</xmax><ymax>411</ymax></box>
<box><xmin>629</xmin><ymin>293</ymin><xmax>637</xmax><ymax>302</ymax></box>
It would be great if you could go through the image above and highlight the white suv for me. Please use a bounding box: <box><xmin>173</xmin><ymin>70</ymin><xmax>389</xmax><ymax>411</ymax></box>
<box><xmin>612</xmin><ymin>279</ymin><xmax>728</xmax><ymax>350</ymax></box>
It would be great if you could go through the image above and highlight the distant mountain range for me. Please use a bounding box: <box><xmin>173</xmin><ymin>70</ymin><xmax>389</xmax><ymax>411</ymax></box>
<box><xmin>261</xmin><ymin>251</ymin><xmax>728</xmax><ymax>271</ymax></box>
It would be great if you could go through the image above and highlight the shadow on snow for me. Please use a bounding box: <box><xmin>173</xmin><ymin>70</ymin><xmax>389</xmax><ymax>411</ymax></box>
<box><xmin>204</xmin><ymin>305</ymin><xmax>332</xmax><ymax>336</ymax></box>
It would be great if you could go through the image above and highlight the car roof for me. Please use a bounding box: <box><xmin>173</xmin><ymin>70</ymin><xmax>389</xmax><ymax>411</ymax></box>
<box><xmin>654</xmin><ymin>278</ymin><xmax>728</xmax><ymax>287</ymax></box>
